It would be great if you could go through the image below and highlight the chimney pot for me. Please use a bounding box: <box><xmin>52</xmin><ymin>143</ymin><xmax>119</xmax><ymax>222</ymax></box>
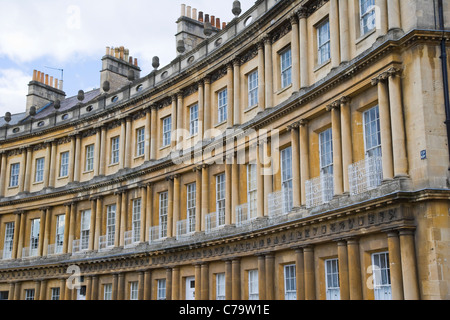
<box><xmin>134</xmin><ymin>58</ymin><xmax>138</xmax><ymax>67</ymax></box>
<box><xmin>198</xmin><ymin>11</ymin><xmax>204</xmax><ymax>22</ymax></box>
<box><xmin>33</xmin><ymin>70</ymin><xmax>37</xmax><ymax>81</ymax></box>
<box><xmin>45</xmin><ymin>74</ymin><xmax>49</xmax><ymax>86</ymax></box>
<box><xmin>222</xmin><ymin>22</ymin><xmax>227</xmax><ymax>29</ymax></box>
<box><xmin>211</xmin><ymin>16</ymin><xmax>215</xmax><ymax>27</ymax></box>
<box><xmin>120</xmin><ymin>46</ymin><xmax>124</xmax><ymax>60</ymax></box>
<box><xmin>106</xmin><ymin>46</ymin><xmax>110</xmax><ymax>55</ymax></box>
<box><xmin>216</xmin><ymin>18</ymin><xmax>221</xmax><ymax>29</ymax></box>
<box><xmin>181</xmin><ymin>4</ymin><xmax>186</xmax><ymax>17</ymax></box>
<box><xmin>205</xmin><ymin>14</ymin><xmax>209</xmax><ymax>23</ymax></box>
<box><xmin>129</xmin><ymin>56</ymin><xmax>133</xmax><ymax>64</ymax></box>
<box><xmin>50</xmin><ymin>76</ymin><xmax>53</xmax><ymax>87</ymax></box>
<box><xmin>187</xmin><ymin>6</ymin><xmax>191</xmax><ymax>18</ymax></box>
<box><xmin>55</xmin><ymin>79</ymin><xmax>59</xmax><ymax>89</ymax></box>
<box><xmin>192</xmin><ymin>8</ymin><xmax>197</xmax><ymax>20</ymax></box>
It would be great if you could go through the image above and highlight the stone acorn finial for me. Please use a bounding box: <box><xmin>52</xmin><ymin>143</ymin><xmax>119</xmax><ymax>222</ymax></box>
<box><xmin>77</xmin><ymin>90</ymin><xmax>85</xmax><ymax>102</ymax></box>
<box><xmin>102</xmin><ymin>81</ymin><xmax>110</xmax><ymax>93</ymax></box>
<box><xmin>29</xmin><ymin>106</ymin><xmax>37</xmax><ymax>117</ymax></box>
<box><xmin>127</xmin><ymin>69</ymin><xmax>135</xmax><ymax>81</ymax></box>
<box><xmin>4</xmin><ymin>112</ymin><xmax>11</xmax><ymax>123</ymax></box>
<box><xmin>232</xmin><ymin>1</ymin><xmax>242</xmax><ymax>17</ymax></box>
<box><xmin>54</xmin><ymin>99</ymin><xmax>61</xmax><ymax>110</ymax></box>
<box><xmin>177</xmin><ymin>40</ymin><xmax>186</xmax><ymax>54</ymax></box>
<box><xmin>152</xmin><ymin>56</ymin><xmax>160</xmax><ymax>70</ymax></box>
<box><xmin>204</xmin><ymin>21</ymin><xmax>213</xmax><ymax>37</ymax></box>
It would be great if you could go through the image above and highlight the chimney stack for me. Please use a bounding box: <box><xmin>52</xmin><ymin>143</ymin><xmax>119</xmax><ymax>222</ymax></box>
<box><xmin>100</xmin><ymin>45</ymin><xmax>141</xmax><ymax>93</ymax></box>
<box><xmin>26</xmin><ymin>69</ymin><xmax>66</xmax><ymax>113</ymax></box>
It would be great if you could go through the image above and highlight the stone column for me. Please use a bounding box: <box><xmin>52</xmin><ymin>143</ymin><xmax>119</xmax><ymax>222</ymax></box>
<box><xmin>232</xmin><ymin>259</ymin><xmax>241</xmax><ymax>300</ymax></box>
<box><xmin>299</xmin><ymin>120</ymin><xmax>310</xmax><ymax>205</ymax></box>
<box><xmin>257</xmin><ymin>255</ymin><xmax>266</xmax><ymax>300</ymax></box>
<box><xmin>227</xmin><ymin>62</ymin><xmax>234</xmax><ymax>128</ymax></box>
<box><xmin>204</xmin><ymin>77</ymin><xmax>212</xmax><ymax>138</ymax></box>
<box><xmin>340</xmin><ymin>97</ymin><xmax>352</xmax><ymax>193</ymax></box>
<box><xmin>17</xmin><ymin>210</ymin><xmax>26</xmax><ymax>259</ymax></box>
<box><xmin>347</xmin><ymin>238</ymin><xmax>363</xmax><ymax>300</ymax></box>
<box><xmin>68</xmin><ymin>203</ymin><xmax>77</xmax><ymax>254</ymax></box>
<box><xmin>328</xmin><ymin>102</ymin><xmax>343</xmax><ymax>195</ymax></box>
<box><xmin>231</xmin><ymin>155</ymin><xmax>239</xmax><ymax>224</ymax></box>
<box><xmin>140</xmin><ymin>186</ymin><xmax>147</xmax><ymax>243</ymax></box>
<box><xmin>73</xmin><ymin>134</ymin><xmax>81</xmax><ymax>182</ymax></box>
<box><xmin>195</xmin><ymin>264</ymin><xmax>202</xmax><ymax>301</ymax></box>
<box><xmin>8</xmin><ymin>282</ymin><xmax>15</xmax><ymax>301</ymax></box>
<box><xmin>88</xmin><ymin>198</ymin><xmax>97</xmax><ymax>251</ymax></box>
<box><xmin>138</xmin><ymin>271</ymin><xmax>145</xmax><ymax>300</ymax></box>
<box><xmin>256</xmin><ymin>142</ymin><xmax>264</xmax><ymax>218</ymax></box>
<box><xmin>171</xmin><ymin>95</ymin><xmax>178</xmax><ymax>149</ymax></box>
<box><xmin>375</xmin><ymin>0</ymin><xmax>388</xmax><ymax>37</ymax></box>
<box><xmin>14</xmin><ymin>282</ymin><xmax>21</xmax><ymax>300</ymax></box>
<box><xmin>201</xmin><ymin>165</ymin><xmax>209</xmax><ymax>231</ymax></box>
<box><xmin>295</xmin><ymin>248</ymin><xmax>305</xmax><ymax>300</ymax></box>
<box><xmin>18</xmin><ymin>147</ymin><xmax>27</xmax><ymax>193</ymax></box>
<box><xmin>43</xmin><ymin>142</ymin><xmax>51</xmax><ymax>188</ymax></box>
<box><xmin>198</xmin><ymin>81</ymin><xmax>205</xmax><ymax>140</ymax></box>
<box><xmin>48</xmin><ymin>140</ymin><xmax>57</xmax><ymax>187</ymax></box>
<box><xmin>59</xmin><ymin>279</ymin><xmax>66</xmax><ymax>300</ymax></box>
<box><xmin>99</xmin><ymin>126</ymin><xmax>107</xmax><ymax>176</ymax></box>
<box><xmin>257</xmin><ymin>41</ymin><xmax>265</xmax><ymax>112</ymax></box>
<box><xmin>144</xmin><ymin>270</ymin><xmax>152</xmax><ymax>300</ymax></box>
<box><xmin>85</xmin><ymin>276</ymin><xmax>92</xmax><ymax>300</ymax></box>
<box><xmin>172</xmin><ymin>267</ymin><xmax>180</xmax><ymax>300</ymax></box>
<box><xmin>339</xmin><ymin>0</ymin><xmax>350</xmax><ymax>63</ymax></box>
<box><xmin>94</xmin><ymin>197</ymin><xmax>102</xmax><ymax>250</ymax></box>
<box><xmin>146</xmin><ymin>184</ymin><xmax>153</xmax><ymax>242</ymax></box>
<box><xmin>172</xmin><ymin>175</ymin><xmax>180</xmax><ymax>238</ymax></box>
<box><xmin>39</xmin><ymin>280</ymin><xmax>47</xmax><ymax>300</ymax></box>
<box><xmin>177</xmin><ymin>92</ymin><xmax>184</xmax><ymax>148</ymax></box>
<box><xmin>167</xmin><ymin>177</ymin><xmax>174</xmax><ymax>238</ymax></box>
<box><xmin>387</xmin><ymin>68</ymin><xmax>408</xmax><ymax>178</ymax></box>
<box><xmin>125</xmin><ymin>117</ymin><xmax>132</xmax><ymax>168</ymax></box>
<box><xmin>298</xmin><ymin>7</ymin><xmax>309</xmax><ymax>88</ymax></box>
<box><xmin>115</xmin><ymin>192</ymin><xmax>122</xmax><ymax>247</ymax></box>
<box><xmin>303</xmin><ymin>246</ymin><xmax>315</xmax><ymax>300</ymax></box>
<box><xmin>68</xmin><ymin>135</ymin><xmax>76</xmax><ymax>182</ymax></box>
<box><xmin>263</xmin><ymin>36</ymin><xmax>273</xmax><ymax>109</ymax></box>
<box><xmin>94</xmin><ymin>128</ymin><xmax>101</xmax><ymax>176</ymax></box>
<box><xmin>289</xmin><ymin>123</ymin><xmax>301</xmax><ymax>208</ymax></box>
<box><xmin>120</xmin><ymin>191</ymin><xmax>127</xmax><ymax>246</ymax></box>
<box><xmin>23</xmin><ymin>147</ymin><xmax>32</xmax><ymax>193</ymax></box>
<box><xmin>372</xmin><ymin>75</ymin><xmax>394</xmax><ymax>180</ymax></box>
<box><xmin>145</xmin><ymin>107</ymin><xmax>151</xmax><ymax>162</ymax></box>
<box><xmin>193</xmin><ymin>168</ymin><xmax>202</xmax><ymax>232</ymax></box>
<box><xmin>38</xmin><ymin>208</ymin><xmax>47</xmax><ymax>257</ymax></box>
<box><xmin>263</xmin><ymin>137</ymin><xmax>273</xmax><ymax>217</ymax></box>
<box><xmin>399</xmin><ymin>229</ymin><xmax>420</xmax><ymax>300</ymax></box>
<box><xmin>150</xmin><ymin>105</ymin><xmax>158</xmax><ymax>160</ymax></box>
<box><xmin>225</xmin><ymin>260</ymin><xmax>232</xmax><ymax>300</ymax></box>
<box><xmin>290</xmin><ymin>14</ymin><xmax>300</xmax><ymax>92</ymax></box>
<box><xmin>119</xmin><ymin>119</ymin><xmax>126</xmax><ymax>170</ymax></box>
<box><xmin>337</xmin><ymin>241</ymin><xmax>350</xmax><ymax>300</ymax></box>
<box><xmin>387</xmin><ymin>230</ymin><xmax>404</xmax><ymax>300</ymax></box>
<box><xmin>387</xmin><ymin>0</ymin><xmax>401</xmax><ymax>30</ymax></box>
<box><xmin>201</xmin><ymin>263</ymin><xmax>209</xmax><ymax>300</ymax></box>
<box><xmin>0</xmin><ymin>152</ymin><xmax>6</xmax><ymax>197</ymax></box>
<box><xmin>62</xmin><ymin>204</ymin><xmax>70</xmax><ymax>254</ymax></box>
<box><xmin>91</xmin><ymin>276</ymin><xmax>99</xmax><ymax>300</ymax></box>
<box><xmin>118</xmin><ymin>273</ymin><xmax>125</xmax><ymax>300</ymax></box>
<box><xmin>166</xmin><ymin>268</ymin><xmax>172</xmax><ymax>300</ymax></box>
<box><xmin>233</xmin><ymin>58</ymin><xmax>241</xmax><ymax>126</ymax></box>
<box><xmin>112</xmin><ymin>273</ymin><xmax>119</xmax><ymax>300</ymax></box>
<box><xmin>12</xmin><ymin>213</ymin><xmax>21</xmax><ymax>259</ymax></box>
<box><xmin>329</xmin><ymin>0</ymin><xmax>340</xmax><ymax>68</ymax></box>
<box><xmin>225</xmin><ymin>159</ymin><xmax>232</xmax><ymax>226</ymax></box>
<box><xmin>35</xmin><ymin>280</ymin><xmax>41</xmax><ymax>301</ymax></box>
<box><xmin>265</xmin><ymin>254</ymin><xmax>275</xmax><ymax>300</ymax></box>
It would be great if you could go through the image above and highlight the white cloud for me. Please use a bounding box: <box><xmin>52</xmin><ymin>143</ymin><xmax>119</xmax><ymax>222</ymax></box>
<box><xmin>0</xmin><ymin>69</ymin><xmax>29</xmax><ymax>115</ymax></box>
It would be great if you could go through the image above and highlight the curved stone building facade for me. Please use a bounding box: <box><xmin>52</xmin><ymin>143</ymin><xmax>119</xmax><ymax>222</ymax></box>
<box><xmin>0</xmin><ymin>0</ymin><xmax>449</xmax><ymax>301</ymax></box>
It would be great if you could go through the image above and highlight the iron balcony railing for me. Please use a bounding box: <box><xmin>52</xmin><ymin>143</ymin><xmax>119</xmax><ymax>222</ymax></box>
<box><xmin>267</xmin><ymin>186</ymin><xmax>293</xmax><ymax>217</ymax></box>
<box><xmin>47</xmin><ymin>243</ymin><xmax>63</xmax><ymax>256</ymax></box>
<box><xmin>305</xmin><ymin>174</ymin><xmax>334</xmax><ymax>208</ymax></box>
<box><xmin>348</xmin><ymin>155</ymin><xmax>383</xmax><ymax>196</ymax></box>
<box><xmin>205</xmin><ymin>209</ymin><xmax>225</xmax><ymax>233</ymax></box>
<box><xmin>22</xmin><ymin>247</ymin><xmax>38</xmax><ymax>259</ymax></box>
<box><xmin>176</xmin><ymin>217</ymin><xmax>196</xmax><ymax>240</ymax></box>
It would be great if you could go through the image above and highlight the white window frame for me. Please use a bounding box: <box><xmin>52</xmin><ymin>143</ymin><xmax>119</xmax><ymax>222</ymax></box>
<box><xmin>363</xmin><ymin>105</ymin><xmax>382</xmax><ymax>158</ymax></box>
<box><xmin>248</xmin><ymin>70</ymin><xmax>259</xmax><ymax>107</ymax></box>
<box><xmin>59</xmin><ymin>151</ymin><xmax>69</xmax><ymax>178</ymax></box>
<box><xmin>280</xmin><ymin>47</ymin><xmax>292</xmax><ymax>89</ymax></box>
<box><xmin>284</xmin><ymin>264</ymin><xmax>297</xmax><ymax>300</ymax></box>
<box><xmin>189</xmin><ymin>104</ymin><xmax>199</xmax><ymax>136</ymax></box>
<box><xmin>104</xmin><ymin>284</ymin><xmax>112</xmax><ymax>300</ymax></box>
<box><xmin>80</xmin><ymin>210</ymin><xmax>91</xmax><ymax>251</ymax></box>
<box><xmin>136</xmin><ymin>127</ymin><xmax>145</xmax><ymax>157</ymax></box>
<box><xmin>157</xmin><ymin>279</ymin><xmax>166</xmax><ymax>300</ymax></box>
<box><xmin>85</xmin><ymin>144</ymin><xmax>94</xmax><ymax>172</ymax></box>
<box><xmin>218</xmin><ymin>89</ymin><xmax>228</xmax><ymax>124</ymax></box>
<box><xmin>35</xmin><ymin>157</ymin><xmax>45</xmax><ymax>183</ymax></box>
<box><xmin>159</xmin><ymin>192</ymin><xmax>169</xmax><ymax>239</ymax></box>
<box><xmin>248</xmin><ymin>269</ymin><xmax>259</xmax><ymax>300</ymax></box>
<box><xmin>187</xmin><ymin>183</ymin><xmax>196</xmax><ymax>234</ymax></box>
<box><xmin>319</xmin><ymin>128</ymin><xmax>333</xmax><ymax>175</ymax></box>
<box><xmin>216</xmin><ymin>173</ymin><xmax>226</xmax><ymax>226</ymax></box>
<box><xmin>132</xmin><ymin>198</ymin><xmax>141</xmax><ymax>243</ymax></box>
<box><xmin>55</xmin><ymin>215</ymin><xmax>65</xmax><ymax>254</ymax></box>
<box><xmin>247</xmin><ymin>164</ymin><xmax>257</xmax><ymax>219</ymax></box>
<box><xmin>360</xmin><ymin>0</ymin><xmax>376</xmax><ymax>36</ymax></box>
<box><xmin>281</xmin><ymin>147</ymin><xmax>293</xmax><ymax>213</ymax></box>
<box><xmin>30</xmin><ymin>218</ymin><xmax>40</xmax><ymax>256</ymax></box>
<box><xmin>372</xmin><ymin>252</ymin><xmax>392</xmax><ymax>300</ymax></box>
<box><xmin>317</xmin><ymin>19</ymin><xmax>331</xmax><ymax>65</ymax></box>
<box><xmin>216</xmin><ymin>273</ymin><xmax>226</xmax><ymax>300</ymax></box>
<box><xmin>25</xmin><ymin>289</ymin><xmax>35</xmax><ymax>301</ymax></box>
<box><xmin>325</xmin><ymin>258</ymin><xmax>340</xmax><ymax>300</ymax></box>
<box><xmin>162</xmin><ymin>116</ymin><xmax>172</xmax><ymax>147</ymax></box>
<box><xmin>130</xmin><ymin>282</ymin><xmax>138</xmax><ymax>300</ymax></box>
<box><xmin>51</xmin><ymin>287</ymin><xmax>60</xmax><ymax>300</ymax></box>
<box><xmin>111</xmin><ymin>137</ymin><xmax>120</xmax><ymax>164</ymax></box>
<box><xmin>3</xmin><ymin>222</ymin><xmax>14</xmax><ymax>259</ymax></box>
<box><xmin>9</xmin><ymin>163</ymin><xmax>20</xmax><ymax>187</ymax></box>
<box><xmin>106</xmin><ymin>205</ymin><xmax>116</xmax><ymax>247</ymax></box>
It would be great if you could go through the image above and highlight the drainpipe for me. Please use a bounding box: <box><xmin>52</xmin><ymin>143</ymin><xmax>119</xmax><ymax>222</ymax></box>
<box><xmin>438</xmin><ymin>0</ymin><xmax>450</xmax><ymax>162</ymax></box>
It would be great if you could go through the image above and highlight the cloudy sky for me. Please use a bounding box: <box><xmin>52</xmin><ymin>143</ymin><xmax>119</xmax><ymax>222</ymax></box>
<box><xmin>0</xmin><ymin>0</ymin><xmax>256</xmax><ymax>116</ymax></box>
